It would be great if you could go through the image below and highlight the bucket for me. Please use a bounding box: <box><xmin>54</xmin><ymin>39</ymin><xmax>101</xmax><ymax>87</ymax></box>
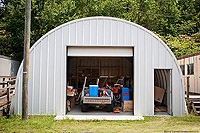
<box><xmin>67</xmin><ymin>86</ymin><xmax>73</xmax><ymax>91</ymax></box>
<box><xmin>89</xmin><ymin>85</ymin><xmax>98</xmax><ymax>97</ymax></box>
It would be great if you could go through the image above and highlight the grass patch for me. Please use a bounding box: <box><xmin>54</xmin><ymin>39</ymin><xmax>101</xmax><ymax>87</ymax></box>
<box><xmin>0</xmin><ymin>115</ymin><xmax>200</xmax><ymax>132</ymax></box>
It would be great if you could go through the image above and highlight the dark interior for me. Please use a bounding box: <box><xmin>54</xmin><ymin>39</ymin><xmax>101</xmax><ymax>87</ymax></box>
<box><xmin>66</xmin><ymin>57</ymin><xmax>134</xmax><ymax>114</ymax></box>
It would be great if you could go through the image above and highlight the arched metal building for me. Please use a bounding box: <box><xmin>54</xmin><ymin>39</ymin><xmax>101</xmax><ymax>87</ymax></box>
<box><xmin>13</xmin><ymin>16</ymin><xmax>185</xmax><ymax>116</ymax></box>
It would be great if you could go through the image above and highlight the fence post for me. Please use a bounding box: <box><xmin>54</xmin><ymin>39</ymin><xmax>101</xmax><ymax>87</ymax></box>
<box><xmin>186</xmin><ymin>76</ymin><xmax>190</xmax><ymax>113</ymax></box>
<box><xmin>3</xmin><ymin>78</ymin><xmax>5</xmax><ymax>88</ymax></box>
<box><xmin>186</xmin><ymin>76</ymin><xmax>189</xmax><ymax>102</ymax></box>
<box><xmin>6</xmin><ymin>86</ymin><xmax>10</xmax><ymax>117</ymax></box>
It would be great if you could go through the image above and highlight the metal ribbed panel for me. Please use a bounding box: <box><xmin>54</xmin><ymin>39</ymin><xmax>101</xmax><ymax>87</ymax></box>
<box><xmin>13</xmin><ymin>16</ymin><xmax>185</xmax><ymax>116</ymax></box>
<box><xmin>55</xmin><ymin>29</ymin><xmax>62</xmax><ymax>114</ymax></box>
<box><xmin>47</xmin><ymin>32</ymin><xmax>56</xmax><ymax>114</ymax></box>
<box><xmin>40</xmin><ymin>37</ymin><xmax>48</xmax><ymax>113</ymax></box>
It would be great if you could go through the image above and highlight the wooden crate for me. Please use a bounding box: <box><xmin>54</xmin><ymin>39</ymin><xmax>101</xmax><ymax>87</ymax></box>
<box><xmin>122</xmin><ymin>100</ymin><xmax>133</xmax><ymax>112</ymax></box>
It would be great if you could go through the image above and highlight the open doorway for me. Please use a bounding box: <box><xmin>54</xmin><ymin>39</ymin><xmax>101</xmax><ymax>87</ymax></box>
<box><xmin>154</xmin><ymin>69</ymin><xmax>172</xmax><ymax>115</ymax></box>
<box><xmin>66</xmin><ymin>57</ymin><xmax>134</xmax><ymax>115</ymax></box>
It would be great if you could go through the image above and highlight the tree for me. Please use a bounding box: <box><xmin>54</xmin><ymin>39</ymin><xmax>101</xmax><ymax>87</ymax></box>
<box><xmin>0</xmin><ymin>0</ymin><xmax>199</xmax><ymax>60</ymax></box>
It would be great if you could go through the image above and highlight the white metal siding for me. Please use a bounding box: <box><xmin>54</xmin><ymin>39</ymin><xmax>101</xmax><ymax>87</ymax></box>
<box><xmin>13</xmin><ymin>16</ymin><xmax>185</xmax><ymax>116</ymax></box>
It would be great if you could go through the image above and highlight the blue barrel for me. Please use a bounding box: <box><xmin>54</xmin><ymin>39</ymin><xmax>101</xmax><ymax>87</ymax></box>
<box><xmin>122</xmin><ymin>88</ymin><xmax>129</xmax><ymax>93</ymax></box>
<box><xmin>89</xmin><ymin>85</ymin><xmax>98</xmax><ymax>97</ymax></box>
<box><xmin>122</xmin><ymin>95</ymin><xmax>129</xmax><ymax>101</ymax></box>
<box><xmin>122</xmin><ymin>88</ymin><xmax>129</xmax><ymax>101</ymax></box>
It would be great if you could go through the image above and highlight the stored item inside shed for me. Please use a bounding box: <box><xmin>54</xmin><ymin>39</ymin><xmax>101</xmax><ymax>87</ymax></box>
<box><xmin>154</xmin><ymin>69</ymin><xmax>172</xmax><ymax>115</ymax></box>
<box><xmin>66</xmin><ymin>57</ymin><xmax>133</xmax><ymax>114</ymax></box>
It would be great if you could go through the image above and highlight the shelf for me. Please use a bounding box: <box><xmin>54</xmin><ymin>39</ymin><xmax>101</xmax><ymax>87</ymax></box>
<box><xmin>78</xmin><ymin>77</ymin><xmax>98</xmax><ymax>79</ymax></box>
<box><xmin>78</xmin><ymin>67</ymin><xmax>99</xmax><ymax>69</ymax></box>
<box><xmin>100</xmin><ymin>66</ymin><xmax>120</xmax><ymax>69</ymax></box>
<box><xmin>75</xmin><ymin>58</ymin><xmax>122</xmax><ymax>89</ymax></box>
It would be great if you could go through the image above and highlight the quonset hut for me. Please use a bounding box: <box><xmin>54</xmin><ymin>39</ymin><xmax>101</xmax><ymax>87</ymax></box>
<box><xmin>13</xmin><ymin>16</ymin><xmax>185</xmax><ymax>116</ymax></box>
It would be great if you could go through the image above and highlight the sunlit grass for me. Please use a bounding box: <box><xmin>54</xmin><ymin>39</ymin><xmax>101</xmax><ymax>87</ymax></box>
<box><xmin>0</xmin><ymin>115</ymin><xmax>200</xmax><ymax>132</ymax></box>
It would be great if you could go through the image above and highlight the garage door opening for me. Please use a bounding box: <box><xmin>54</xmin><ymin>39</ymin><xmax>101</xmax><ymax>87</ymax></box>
<box><xmin>154</xmin><ymin>69</ymin><xmax>172</xmax><ymax>115</ymax></box>
<box><xmin>66</xmin><ymin>56</ymin><xmax>134</xmax><ymax>115</ymax></box>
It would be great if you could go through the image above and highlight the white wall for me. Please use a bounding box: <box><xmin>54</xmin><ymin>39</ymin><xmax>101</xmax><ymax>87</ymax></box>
<box><xmin>0</xmin><ymin>55</ymin><xmax>20</xmax><ymax>76</ymax></box>
<box><xmin>14</xmin><ymin>16</ymin><xmax>185</xmax><ymax>116</ymax></box>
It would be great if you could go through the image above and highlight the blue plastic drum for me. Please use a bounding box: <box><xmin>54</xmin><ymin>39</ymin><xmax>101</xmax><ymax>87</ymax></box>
<box><xmin>89</xmin><ymin>85</ymin><xmax>98</xmax><ymax>97</ymax></box>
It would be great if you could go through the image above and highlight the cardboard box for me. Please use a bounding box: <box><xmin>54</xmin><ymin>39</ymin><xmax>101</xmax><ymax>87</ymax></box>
<box><xmin>154</xmin><ymin>86</ymin><xmax>166</xmax><ymax>103</ymax></box>
<box><xmin>123</xmin><ymin>100</ymin><xmax>133</xmax><ymax>112</ymax></box>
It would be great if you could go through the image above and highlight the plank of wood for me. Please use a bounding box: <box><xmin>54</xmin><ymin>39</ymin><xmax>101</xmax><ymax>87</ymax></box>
<box><xmin>0</xmin><ymin>94</ymin><xmax>13</xmax><ymax>106</ymax></box>
<box><xmin>0</xmin><ymin>90</ymin><xmax>7</xmax><ymax>96</ymax></box>
<box><xmin>7</xmin><ymin>87</ymin><xmax>10</xmax><ymax>102</ymax></box>
<box><xmin>190</xmin><ymin>99</ymin><xmax>200</xmax><ymax>102</ymax></box>
<box><xmin>0</xmin><ymin>79</ymin><xmax>16</xmax><ymax>85</ymax></box>
<box><xmin>7</xmin><ymin>79</ymin><xmax>16</xmax><ymax>85</ymax></box>
<box><xmin>0</xmin><ymin>103</ymin><xmax>11</xmax><ymax>111</ymax></box>
<box><xmin>0</xmin><ymin>85</ymin><xmax>14</xmax><ymax>98</ymax></box>
<box><xmin>0</xmin><ymin>81</ymin><xmax>8</xmax><ymax>85</ymax></box>
<box><xmin>0</xmin><ymin>76</ymin><xmax>16</xmax><ymax>78</ymax></box>
<box><xmin>0</xmin><ymin>85</ymin><xmax>15</xmax><ymax>91</ymax></box>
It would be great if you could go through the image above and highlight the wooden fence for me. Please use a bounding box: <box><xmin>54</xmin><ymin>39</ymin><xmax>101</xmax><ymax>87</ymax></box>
<box><xmin>0</xmin><ymin>76</ymin><xmax>16</xmax><ymax>116</ymax></box>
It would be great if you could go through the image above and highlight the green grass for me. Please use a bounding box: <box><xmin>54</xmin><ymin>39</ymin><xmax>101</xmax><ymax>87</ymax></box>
<box><xmin>0</xmin><ymin>115</ymin><xmax>200</xmax><ymax>132</ymax></box>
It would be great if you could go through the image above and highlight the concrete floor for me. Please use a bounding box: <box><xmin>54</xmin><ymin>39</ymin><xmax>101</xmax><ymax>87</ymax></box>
<box><xmin>64</xmin><ymin>115</ymin><xmax>144</xmax><ymax>120</ymax></box>
<box><xmin>60</xmin><ymin>104</ymin><xmax>170</xmax><ymax>120</ymax></box>
<box><xmin>67</xmin><ymin>105</ymin><xmax>170</xmax><ymax>116</ymax></box>
<box><xmin>67</xmin><ymin>105</ymin><xmax>133</xmax><ymax>115</ymax></box>
<box><xmin>154</xmin><ymin>112</ymin><xmax>170</xmax><ymax>116</ymax></box>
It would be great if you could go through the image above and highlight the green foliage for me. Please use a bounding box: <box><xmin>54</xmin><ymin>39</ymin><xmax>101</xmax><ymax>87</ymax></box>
<box><xmin>0</xmin><ymin>0</ymin><xmax>199</xmax><ymax>60</ymax></box>
<box><xmin>30</xmin><ymin>0</ymin><xmax>78</xmax><ymax>49</ymax></box>
<box><xmin>157</xmin><ymin>33</ymin><xmax>200</xmax><ymax>57</ymax></box>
